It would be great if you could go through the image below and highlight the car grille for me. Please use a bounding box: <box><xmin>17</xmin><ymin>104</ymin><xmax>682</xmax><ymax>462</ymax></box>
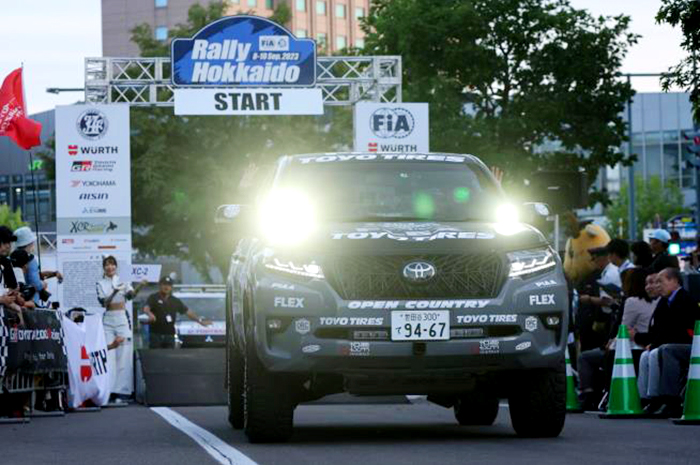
<box><xmin>325</xmin><ymin>254</ymin><xmax>505</xmax><ymax>300</ymax></box>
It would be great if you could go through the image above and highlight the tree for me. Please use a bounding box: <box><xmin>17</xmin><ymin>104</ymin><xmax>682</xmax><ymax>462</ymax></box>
<box><xmin>0</xmin><ymin>204</ymin><xmax>26</xmax><ymax>231</ymax></box>
<box><xmin>657</xmin><ymin>0</ymin><xmax>700</xmax><ymax>119</ymax></box>
<box><xmin>128</xmin><ymin>3</ymin><xmax>351</xmax><ymax>280</ymax></box>
<box><xmin>363</xmin><ymin>0</ymin><xmax>638</xmax><ymax>204</ymax></box>
<box><xmin>605</xmin><ymin>176</ymin><xmax>688</xmax><ymax>239</ymax></box>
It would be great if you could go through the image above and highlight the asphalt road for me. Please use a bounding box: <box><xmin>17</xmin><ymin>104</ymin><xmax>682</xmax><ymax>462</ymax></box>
<box><xmin>1</xmin><ymin>400</ymin><xmax>698</xmax><ymax>465</ymax></box>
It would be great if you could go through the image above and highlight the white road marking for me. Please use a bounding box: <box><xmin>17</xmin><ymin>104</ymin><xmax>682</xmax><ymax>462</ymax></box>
<box><xmin>151</xmin><ymin>407</ymin><xmax>257</xmax><ymax>465</ymax></box>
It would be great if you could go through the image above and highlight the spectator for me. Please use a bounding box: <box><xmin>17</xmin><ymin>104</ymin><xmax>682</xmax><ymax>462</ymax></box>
<box><xmin>96</xmin><ymin>255</ymin><xmax>145</xmax><ymax>403</ymax></box>
<box><xmin>142</xmin><ymin>276</ymin><xmax>211</xmax><ymax>349</ymax></box>
<box><xmin>621</xmin><ymin>269</ymin><xmax>658</xmax><ymax>340</ymax></box>
<box><xmin>577</xmin><ymin>247</ymin><xmax>618</xmax><ymax>351</ymax></box>
<box><xmin>631</xmin><ymin>241</ymin><xmax>654</xmax><ymax>269</ymax></box>
<box><xmin>0</xmin><ymin>226</ymin><xmax>24</xmax><ymax>323</ymax></box>
<box><xmin>10</xmin><ymin>249</ymin><xmax>37</xmax><ymax>309</ymax></box>
<box><xmin>636</xmin><ymin>267</ymin><xmax>699</xmax><ymax>417</ymax></box>
<box><xmin>648</xmin><ymin>229</ymin><xmax>680</xmax><ymax>273</ymax></box>
<box><xmin>606</xmin><ymin>238</ymin><xmax>634</xmax><ymax>281</ymax></box>
<box><xmin>13</xmin><ymin>226</ymin><xmax>62</xmax><ymax>305</ymax></box>
<box><xmin>690</xmin><ymin>234</ymin><xmax>700</xmax><ymax>270</ymax></box>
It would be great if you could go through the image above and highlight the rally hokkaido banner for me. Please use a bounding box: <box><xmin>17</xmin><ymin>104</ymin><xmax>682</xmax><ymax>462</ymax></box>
<box><xmin>0</xmin><ymin>68</ymin><xmax>42</xmax><ymax>150</ymax></box>
<box><xmin>62</xmin><ymin>313</ymin><xmax>111</xmax><ymax>408</ymax></box>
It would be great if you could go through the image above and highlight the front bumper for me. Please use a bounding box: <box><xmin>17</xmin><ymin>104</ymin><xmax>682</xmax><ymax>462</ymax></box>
<box><xmin>251</xmin><ymin>268</ymin><xmax>568</xmax><ymax>379</ymax></box>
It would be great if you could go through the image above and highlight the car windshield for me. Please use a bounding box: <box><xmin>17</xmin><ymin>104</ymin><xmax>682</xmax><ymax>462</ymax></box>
<box><xmin>175</xmin><ymin>296</ymin><xmax>225</xmax><ymax>321</ymax></box>
<box><xmin>276</xmin><ymin>159</ymin><xmax>503</xmax><ymax>222</ymax></box>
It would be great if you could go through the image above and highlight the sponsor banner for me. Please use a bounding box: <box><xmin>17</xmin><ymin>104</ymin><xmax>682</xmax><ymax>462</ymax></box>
<box><xmin>62</xmin><ymin>313</ymin><xmax>111</xmax><ymax>408</ymax></box>
<box><xmin>0</xmin><ymin>308</ymin><xmax>67</xmax><ymax>375</ymax></box>
<box><xmin>174</xmin><ymin>88</ymin><xmax>323</xmax><ymax>115</ymax></box>
<box><xmin>56</xmin><ymin>104</ymin><xmax>131</xmax><ymax>219</ymax></box>
<box><xmin>57</xmin><ymin>217</ymin><xmax>131</xmax><ymax>236</ymax></box>
<box><xmin>171</xmin><ymin>15</ymin><xmax>316</xmax><ymax>87</ymax></box>
<box><xmin>354</xmin><ymin>102</ymin><xmax>429</xmax><ymax>153</ymax></box>
<box><xmin>130</xmin><ymin>264</ymin><xmax>162</xmax><ymax>283</ymax></box>
<box><xmin>57</xmin><ymin>235</ymin><xmax>132</xmax><ymax>253</ymax></box>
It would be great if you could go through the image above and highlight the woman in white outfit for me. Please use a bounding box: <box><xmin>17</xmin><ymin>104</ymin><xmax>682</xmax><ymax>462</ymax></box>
<box><xmin>96</xmin><ymin>256</ymin><xmax>144</xmax><ymax>402</ymax></box>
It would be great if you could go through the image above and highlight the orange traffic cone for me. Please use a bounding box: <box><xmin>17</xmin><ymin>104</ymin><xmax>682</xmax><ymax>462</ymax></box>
<box><xmin>673</xmin><ymin>320</ymin><xmax>700</xmax><ymax>425</ymax></box>
<box><xmin>566</xmin><ymin>347</ymin><xmax>583</xmax><ymax>413</ymax></box>
<box><xmin>600</xmin><ymin>325</ymin><xmax>646</xmax><ymax>418</ymax></box>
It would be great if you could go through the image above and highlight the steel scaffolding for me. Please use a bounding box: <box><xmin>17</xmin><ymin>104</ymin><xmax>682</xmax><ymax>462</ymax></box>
<box><xmin>85</xmin><ymin>56</ymin><xmax>402</xmax><ymax>107</ymax></box>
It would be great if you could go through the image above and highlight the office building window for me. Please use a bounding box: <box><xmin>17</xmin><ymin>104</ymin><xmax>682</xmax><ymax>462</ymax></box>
<box><xmin>231</xmin><ymin>0</ymin><xmax>239</xmax><ymax>3</ymax></box>
<box><xmin>155</xmin><ymin>26</ymin><xmax>168</xmax><ymax>41</ymax></box>
<box><xmin>296</xmin><ymin>29</ymin><xmax>307</xmax><ymax>38</ymax></box>
<box><xmin>317</xmin><ymin>33</ymin><xmax>327</xmax><ymax>49</ymax></box>
<box><xmin>316</xmin><ymin>1</ymin><xmax>326</xmax><ymax>15</ymax></box>
<box><xmin>266</xmin><ymin>0</ymin><xmax>274</xmax><ymax>8</ymax></box>
<box><xmin>335</xmin><ymin>3</ymin><xmax>346</xmax><ymax>18</ymax></box>
<box><xmin>355</xmin><ymin>38</ymin><xmax>364</xmax><ymax>48</ymax></box>
<box><xmin>336</xmin><ymin>35</ymin><xmax>347</xmax><ymax>50</ymax></box>
<box><xmin>355</xmin><ymin>7</ymin><xmax>364</xmax><ymax>19</ymax></box>
<box><xmin>155</xmin><ymin>0</ymin><xmax>167</xmax><ymax>7</ymax></box>
<box><xmin>296</xmin><ymin>0</ymin><xmax>306</xmax><ymax>11</ymax></box>
<box><xmin>248</xmin><ymin>0</ymin><xmax>257</xmax><ymax>6</ymax></box>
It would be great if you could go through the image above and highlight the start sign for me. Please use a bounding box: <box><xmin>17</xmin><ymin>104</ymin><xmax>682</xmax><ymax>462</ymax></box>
<box><xmin>174</xmin><ymin>88</ymin><xmax>323</xmax><ymax>115</ymax></box>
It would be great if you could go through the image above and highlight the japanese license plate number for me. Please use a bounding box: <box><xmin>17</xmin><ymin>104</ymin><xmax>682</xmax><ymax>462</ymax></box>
<box><xmin>391</xmin><ymin>310</ymin><xmax>450</xmax><ymax>341</ymax></box>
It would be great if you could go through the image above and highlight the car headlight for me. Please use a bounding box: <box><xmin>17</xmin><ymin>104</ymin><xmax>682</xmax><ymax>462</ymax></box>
<box><xmin>263</xmin><ymin>256</ymin><xmax>325</xmax><ymax>280</ymax></box>
<box><xmin>508</xmin><ymin>248</ymin><xmax>556</xmax><ymax>278</ymax></box>
<box><xmin>258</xmin><ymin>188</ymin><xmax>317</xmax><ymax>245</ymax></box>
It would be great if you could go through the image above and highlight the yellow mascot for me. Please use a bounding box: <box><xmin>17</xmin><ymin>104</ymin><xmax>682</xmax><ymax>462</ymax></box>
<box><xmin>563</xmin><ymin>214</ymin><xmax>611</xmax><ymax>286</ymax></box>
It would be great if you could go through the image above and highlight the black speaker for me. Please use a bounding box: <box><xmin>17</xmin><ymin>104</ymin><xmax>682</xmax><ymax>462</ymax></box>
<box><xmin>528</xmin><ymin>170</ymin><xmax>588</xmax><ymax>213</ymax></box>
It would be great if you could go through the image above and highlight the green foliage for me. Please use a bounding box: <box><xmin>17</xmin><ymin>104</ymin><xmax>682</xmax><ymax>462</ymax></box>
<box><xmin>605</xmin><ymin>176</ymin><xmax>689</xmax><ymax>239</ymax></box>
<box><xmin>270</xmin><ymin>2</ymin><xmax>292</xmax><ymax>25</ymax></box>
<box><xmin>129</xmin><ymin>3</ymin><xmax>351</xmax><ymax>280</ymax></box>
<box><xmin>657</xmin><ymin>0</ymin><xmax>700</xmax><ymax>120</ymax></box>
<box><xmin>0</xmin><ymin>204</ymin><xmax>26</xmax><ymax>231</ymax></box>
<box><xmin>363</xmin><ymin>0</ymin><xmax>638</xmax><ymax>204</ymax></box>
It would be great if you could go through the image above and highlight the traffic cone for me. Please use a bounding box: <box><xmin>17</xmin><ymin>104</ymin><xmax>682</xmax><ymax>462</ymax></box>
<box><xmin>600</xmin><ymin>325</ymin><xmax>646</xmax><ymax>418</ymax></box>
<box><xmin>565</xmin><ymin>347</ymin><xmax>583</xmax><ymax>413</ymax></box>
<box><xmin>673</xmin><ymin>320</ymin><xmax>700</xmax><ymax>425</ymax></box>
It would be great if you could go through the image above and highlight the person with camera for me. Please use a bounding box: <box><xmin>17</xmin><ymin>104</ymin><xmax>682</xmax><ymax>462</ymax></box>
<box><xmin>0</xmin><ymin>226</ymin><xmax>29</xmax><ymax>324</ymax></box>
<box><xmin>13</xmin><ymin>227</ymin><xmax>62</xmax><ymax>306</ymax></box>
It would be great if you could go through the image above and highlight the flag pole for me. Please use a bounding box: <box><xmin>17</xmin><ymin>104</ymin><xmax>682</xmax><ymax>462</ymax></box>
<box><xmin>21</xmin><ymin>64</ymin><xmax>42</xmax><ymax>270</ymax></box>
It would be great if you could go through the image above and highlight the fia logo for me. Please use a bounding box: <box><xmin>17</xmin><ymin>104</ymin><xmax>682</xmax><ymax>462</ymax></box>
<box><xmin>77</xmin><ymin>109</ymin><xmax>109</xmax><ymax>140</ymax></box>
<box><xmin>370</xmin><ymin>107</ymin><xmax>415</xmax><ymax>139</ymax></box>
<box><xmin>259</xmin><ymin>35</ymin><xmax>289</xmax><ymax>51</ymax></box>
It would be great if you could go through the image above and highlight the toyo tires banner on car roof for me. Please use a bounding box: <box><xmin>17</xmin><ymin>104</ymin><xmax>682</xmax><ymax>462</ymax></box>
<box><xmin>172</xmin><ymin>15</ymin><xmax>322</xmax><ymax>115</ymax></box>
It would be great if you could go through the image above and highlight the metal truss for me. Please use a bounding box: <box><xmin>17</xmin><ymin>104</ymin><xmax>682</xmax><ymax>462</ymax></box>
<box><xmin>85</xmin><ymin>56</ymin><xmax>402</xmax><ymax>107</ymax></box>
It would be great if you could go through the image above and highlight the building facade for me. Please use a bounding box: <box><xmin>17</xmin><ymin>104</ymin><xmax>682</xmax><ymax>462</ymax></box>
<box><xmin>0</xmin><ymin>110</ymin><xmax>57</xmax><ymax>233</ymax></box>
<box><xmin>102</xmin><ymin>0</ymin><xmax>369</xmax><ymax>57</ymax></box>
<box><xmin>605</xmin><ymin>92</ymin><xmax>696</xmax><ymax>204</ymax></box>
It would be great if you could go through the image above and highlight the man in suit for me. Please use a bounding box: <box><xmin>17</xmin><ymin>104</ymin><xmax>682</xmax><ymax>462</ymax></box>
<box><xmin>635</xmin><ymin>267</ymin><xmax>698</xmax><ymax>417</ymax></box>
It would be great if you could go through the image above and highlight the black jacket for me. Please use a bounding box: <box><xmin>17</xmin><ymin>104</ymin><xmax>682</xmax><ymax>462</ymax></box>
<box><xmin>650</xmin><ymin>251</ymin><xmax>680</xmax><ymax>274</ymax></box>
<box><xmin>0</xmin><ymin>255</ymin><xmax>18</xmax><ymax>290</ymax></box>
<box><xmin>635</xmin><ymin>287</ymin><xmax>698</xmax><ymax>348</ymax></box>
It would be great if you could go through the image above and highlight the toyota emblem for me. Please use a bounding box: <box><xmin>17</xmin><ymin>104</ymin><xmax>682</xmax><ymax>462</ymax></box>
<box><xmin>403</xmin><ymin>261</ymin><xmax>436</xmax><ymax>282</ymax></box>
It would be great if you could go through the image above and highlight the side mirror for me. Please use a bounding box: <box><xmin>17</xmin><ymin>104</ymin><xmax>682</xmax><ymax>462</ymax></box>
<box><xmin>215</xmin><ymin>204</ymin><xmax>252</xmax><ymax>224</ymax></box>
<box><xmin>522</xmin><ymin>202</ymin><xmax>550</xmax><ymax>225</ymax></box>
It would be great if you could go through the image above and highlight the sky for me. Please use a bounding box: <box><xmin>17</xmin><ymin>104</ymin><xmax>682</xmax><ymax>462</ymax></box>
<box><xmin>0</xmin><ymin>0</ymin><xmax>688</xmax><ymax>115</ymax></box>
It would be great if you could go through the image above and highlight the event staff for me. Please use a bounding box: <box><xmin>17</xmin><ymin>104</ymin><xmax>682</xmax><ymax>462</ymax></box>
<box><xmin>96</xmin><ymin>255</ymin><xmax>145</xmax><ymax>403</ymax></box>
<box><xmin>143</xmin><ymin>276</ymin><xmax>211</xmax><ymax>349</ymax></box>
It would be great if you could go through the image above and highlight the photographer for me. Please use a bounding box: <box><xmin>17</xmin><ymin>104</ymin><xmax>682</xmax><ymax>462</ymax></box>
<box><xmin>13</xmin><ymin>227</ymin><xmax>62</xmax><ymax>305</ymax></box>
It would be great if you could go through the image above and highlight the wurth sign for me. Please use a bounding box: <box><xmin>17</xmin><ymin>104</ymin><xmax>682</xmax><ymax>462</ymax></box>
<box><xmin>354</xmin><ymin>102</ymin><xmax>429</xmax><ymax>153</ymax></box>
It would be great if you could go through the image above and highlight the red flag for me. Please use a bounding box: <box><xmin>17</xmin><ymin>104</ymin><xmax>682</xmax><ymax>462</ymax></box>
<box><xmin>0</xmin><ymin>68</ymin><xmax>42</xmax><ymax>150</ymax></box>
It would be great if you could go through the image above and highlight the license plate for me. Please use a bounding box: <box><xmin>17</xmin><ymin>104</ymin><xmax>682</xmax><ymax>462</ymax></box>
<box><xmin>391</xmin><ymin>310</ymin><xmax>450</xmax><ymax>341</ymax></box>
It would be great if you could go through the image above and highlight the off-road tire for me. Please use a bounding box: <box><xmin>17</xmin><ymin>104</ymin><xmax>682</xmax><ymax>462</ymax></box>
<box><xmin>508</xmin><ymin>357</ymin><xmax>566</xmax><ymax>438</ymax></box>
<box><xmin>454</xmin><ymin>392</ymin><xmax>500</xmax><ymax>426</ymax></box>
<box><xmin>243</xmin><ymin>343</ymin><xmax>294</xmax><ymax>443</ymax></box>
<box><xmin>226</xmin><ymin>338</ymin><xmax>244</xmax><ymax>429</ymax></box>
